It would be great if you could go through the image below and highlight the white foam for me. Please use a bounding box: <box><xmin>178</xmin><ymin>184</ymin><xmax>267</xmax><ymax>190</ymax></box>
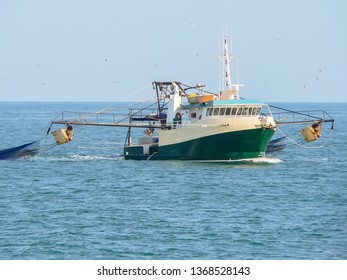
<box><xmin>70</xmin><ymin>155</ymin><xmax>123</xmax><ymax>161</ymax></box>
<box><xmin>194</xmin><ymin>157</ymin><xmax>283</xmax><ymax>164</ymax></box>
<box><xmin>34</xmin><ymin>154</ymin><xmax>123</xmax><ymax>162</ymax></box>
<box><xmin>240</xmin><ymin>157</ymin><xmax>283</xmax><ymax>164</ymax></box>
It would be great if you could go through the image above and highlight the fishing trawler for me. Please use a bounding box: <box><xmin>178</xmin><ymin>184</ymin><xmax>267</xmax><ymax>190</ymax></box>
<box><xmin>1</xmin><ymin>34</ymin><xmax>333</xmax><ymax>161</ymax></box>
<box><xmin>45</xmin><ymin>35</ymin><xmax>333</xmax><ymax>161</ymax></box>
<box><xmin>48</xmin><ymin>35</ymin><xmax>280</xmax><ymax>161</ymax></box>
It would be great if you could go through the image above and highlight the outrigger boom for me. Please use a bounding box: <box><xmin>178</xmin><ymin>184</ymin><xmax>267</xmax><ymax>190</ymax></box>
<box><xmin>49</xmin><ymin>95</ymin><xmax>335</xmax><ymax>130</ymax></box>
<box><xmin>269</xmin><ymin>105</ymin><xmax>335</xmax><ymax>126</ymax></box>
<box><xmin>51</xmin><ymin>120</ymin><xmax>165</xmax><ymax>129</ymax></box>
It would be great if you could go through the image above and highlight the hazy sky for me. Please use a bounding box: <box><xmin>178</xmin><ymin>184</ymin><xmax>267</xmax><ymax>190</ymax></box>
<box><xmin>0</xmin><ymin>0</ymin><xmax>346</xmax><ymax>102</ymax></box>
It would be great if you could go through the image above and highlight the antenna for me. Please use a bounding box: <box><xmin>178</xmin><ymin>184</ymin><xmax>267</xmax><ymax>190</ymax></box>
<box><xmin>236</xmin><ymin>56</ymin><xmax>239</xmax><ymax>85</ymax></box>
<box><xmin>231</xmin><ymin>55</ymin><xmax>243</xmax><ymax>100</ymax></box>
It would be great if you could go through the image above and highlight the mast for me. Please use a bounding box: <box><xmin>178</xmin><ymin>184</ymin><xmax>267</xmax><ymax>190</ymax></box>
<box><xmin>223</xmin><ymin>34</ymin><xmax>232</xmax><ymax>91</ymax></box>
<box><xmin>219</xmin><ymin>33</ymin><xmax>242</xmax><ymax>100</ymax></box>
<box><xmin>219</xmin><ymin>33</ymin><xmax>244</xmax><ymax>100</ymax></box>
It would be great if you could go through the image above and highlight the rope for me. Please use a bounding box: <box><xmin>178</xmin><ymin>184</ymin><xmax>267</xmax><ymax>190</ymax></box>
<box><xmin>146</xmin><ymin>152</ymin><xmax>158</xmax><ymax>161</ymax></box>
<box><xmin>50</xmin><ymin>84</ymin><xmax>154</xmax><ymax>124</ymax></box>
<box><xmin>90</xmin><ymin>83</ymin><xmax>153</xmax><ymax>114</ymax></box>
<box><xmin>119</xmin><ymin>83</ymin><xmax>153</xmax><ymax>101</ymax></box>
<box><xmin>72</xmin><ymin>99</ymin><xmax>155</xmax><ymax>121</ymax></box>
<box><xmin>276</xmin><ymin>123</ymin><xmax>333</xmax><ymax>149</ymax></box>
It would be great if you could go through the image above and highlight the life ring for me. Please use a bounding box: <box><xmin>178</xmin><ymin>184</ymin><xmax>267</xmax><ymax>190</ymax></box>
<box><xmin>173</xmin><ymin>112</ymin><xmax>182</xmax><ymax>128</ymax></box>
<box><xmin>175</xmin><ymin>112</ymin><xmax>182</xmax><ymax>123</ymax></box>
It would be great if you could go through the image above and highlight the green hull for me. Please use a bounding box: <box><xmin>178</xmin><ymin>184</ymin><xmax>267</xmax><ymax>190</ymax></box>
<box><xmin>124</xmin><ymin>128</ymin><xmax>275</xmax><ymax>160</ymax></box>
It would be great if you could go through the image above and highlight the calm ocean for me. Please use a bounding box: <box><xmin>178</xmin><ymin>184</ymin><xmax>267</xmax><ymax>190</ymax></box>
<box><xmin>0</xmin><ymin>102</ymin><xmax>346</xmax><ymax>259</ymax></box>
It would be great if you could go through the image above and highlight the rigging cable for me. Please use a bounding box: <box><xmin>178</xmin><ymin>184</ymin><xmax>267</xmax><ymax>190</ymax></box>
<box><xmin>50</xmin><ymin>83</ymin><xmax>154</xmax><ymax>125</ymax></box>
<box><xmin>276</xmin><ymin>122</ymin><xmax>334</xmax><ymax>149</ymax></box>
<box><xmin>83</xmin><ymin>83</ymin><xmax>153</xmax><ymax>116</ymax></box>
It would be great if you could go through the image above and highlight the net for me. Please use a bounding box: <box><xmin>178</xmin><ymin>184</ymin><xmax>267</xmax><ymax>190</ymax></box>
<box><xmin>0</xmin><ymin>140</ymin><xmax>41</xmax><ymax>160</ymax></box>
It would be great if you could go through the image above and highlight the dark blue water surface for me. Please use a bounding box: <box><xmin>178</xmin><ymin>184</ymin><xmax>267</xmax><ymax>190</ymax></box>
<box><xmin>0</xmin><ymin>102</ymin><xmax>346</xmax><ymax>259</ymax></box>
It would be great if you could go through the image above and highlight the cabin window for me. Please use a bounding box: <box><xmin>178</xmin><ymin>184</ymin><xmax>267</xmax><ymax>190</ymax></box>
<box><xmin>252</xmin><ymin>107</ymin><xmax>257</xmax><ymax>115</ymax></box>
<box><xmin>256</xmin><ymin>107</ymin><xmax>261</xmax><ymax>115</ymax></box>
<box><xmin>237</xmin><ymin>107</ymin><xmax>243</xmax><ymax>115</ymax></box>
<box><xmin>213</xmin><ymin>108</ymin><xmax>220</xmax><ymax>116</ymax></box>
<box><xmin>242</xmin><ymin>107</ymin><xmax>248</xmax><ymax>115</ymax></box>
<box><xmin>219</xmin><ymin>107</ymin><xmax>226</xmax><ymax>115</ymax></box>
<box><xmin>248</xmin><ymin>107</ymin><xmax>253</xmax><ymax>115</ymax></box>
<box><xmin>225</xmin><ymin>107</ymin><xmax>231</xmax><ymax>115</ymax></box>
<box><xmin>191</xmin><ymin>112</ymin><xmax>197</xmax><ymax>118</ymax></box>
<box><xmin>206</xmin><ymin>108</ymin><xmax>210</xmax><ymax>116</ymax></box>
<box><xmin>231</xmin><ymin>107</ymin><xmax>238</xmax><ymax>115</ymax></box>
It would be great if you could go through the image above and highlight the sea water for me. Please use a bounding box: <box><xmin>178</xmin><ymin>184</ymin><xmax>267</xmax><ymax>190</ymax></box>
<box><xmin>0</xmin><ymin>102</ymin><xmax>346</xmax><ymax>259</ymax></box>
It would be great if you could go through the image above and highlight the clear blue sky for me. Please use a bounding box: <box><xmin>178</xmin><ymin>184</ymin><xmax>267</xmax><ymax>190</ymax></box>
<box><xmin>0</xmin><ymin>0</ymin><xmax>346</xmax><ymax>102</ymax></box>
